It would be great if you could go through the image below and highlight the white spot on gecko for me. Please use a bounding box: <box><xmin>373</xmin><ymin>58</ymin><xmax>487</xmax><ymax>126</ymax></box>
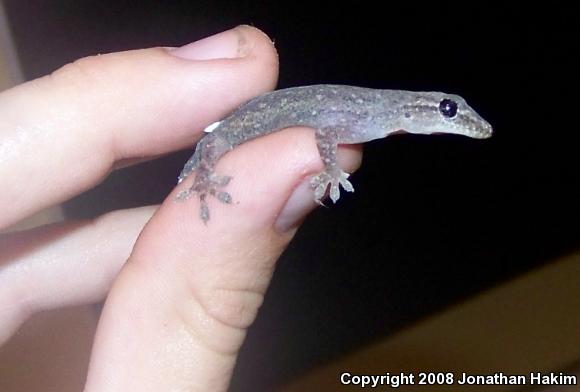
<box><xmin>203</xmin><ymin>121</ymin><xmax>221</xmax><ymax>133</ymax></box>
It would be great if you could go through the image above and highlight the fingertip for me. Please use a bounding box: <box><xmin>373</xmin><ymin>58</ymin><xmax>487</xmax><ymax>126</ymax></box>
<box><xmin>338</xmin><ymin>143</ymin><xmax>364</xmax><ymax>172</ymax></box>
<box><xmin>235</xmin><ymin>24</ymin><xmax>279</xmax><ymax>66</ymax></box>
<box><xmin>274</xmin><ymin>143</ymin><xmax>363</xmax><ymax>233</ymax></box>
<box><xmin>170</xmin><ymin>25</ymin><xmax>277</xmax><ymax>63</ymax></box>
<box><xmin>169</xmin><ymin>24</ymin><xmax>278</xmax><ymax>91</ymax></box>
<box><xmin>220</xmin><ymin>24</ymin><xmax>280</xmax><ymax>95</ymax></box>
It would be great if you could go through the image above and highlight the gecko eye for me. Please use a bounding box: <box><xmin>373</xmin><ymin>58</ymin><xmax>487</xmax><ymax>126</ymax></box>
<box><xmin>439</xmin><ymin>99</ymin><xmax>458</xmax><ymax>118</ymax></box>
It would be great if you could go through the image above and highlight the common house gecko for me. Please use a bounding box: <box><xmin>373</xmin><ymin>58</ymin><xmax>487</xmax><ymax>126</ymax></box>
<box><xmin>177</xmin><ymin>85</ymin><xmax>492</xmax><ymax>221</ymax></box>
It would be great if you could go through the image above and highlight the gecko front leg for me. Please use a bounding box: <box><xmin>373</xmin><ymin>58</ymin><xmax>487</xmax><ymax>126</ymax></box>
<box><xmin>310</xmin><ymin>126</ymin><xmax>355</xmax><ymax>204</ymax></box>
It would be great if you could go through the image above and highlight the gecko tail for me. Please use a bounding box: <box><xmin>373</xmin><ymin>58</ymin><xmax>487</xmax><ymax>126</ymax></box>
<box><xmin>177</xmin><ymin>149</ymin><xmax>201</xmax><ymax>184</ymax></box>
<box><xmin>178</xmin><ymin>122</ymin><xmax>223</xmax><ymax>183</ymax></box>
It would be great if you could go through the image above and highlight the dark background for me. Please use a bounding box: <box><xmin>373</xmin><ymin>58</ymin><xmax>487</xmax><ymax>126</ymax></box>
<box><xmin>4</xmin><ymin>2</ymin><xmax>578</xmax><ymax>390</ymax></box>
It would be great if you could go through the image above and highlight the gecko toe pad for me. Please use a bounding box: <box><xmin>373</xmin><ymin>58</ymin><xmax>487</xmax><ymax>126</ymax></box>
<box><xmin>311</xmin><ymin>169</ymin><xmax>354</xmax><ymax>204</ymax></box>
<box><xmin>176</xmin><ymin>171</ymin><xmax>234</xmax><ymax>222</ymax></box>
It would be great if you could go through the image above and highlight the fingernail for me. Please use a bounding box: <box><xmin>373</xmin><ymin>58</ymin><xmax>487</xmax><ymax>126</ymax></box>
<box><xmin>275</xmin><ymin>180</ymin><xmax>319</xmax><ymax>233</ymax></box>
<box><xmin>171</xmin><ymin>25</ymin><xmax>252</xmax><ymax>60</ymax></box>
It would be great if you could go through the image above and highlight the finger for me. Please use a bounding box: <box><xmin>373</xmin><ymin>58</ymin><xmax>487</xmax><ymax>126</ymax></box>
<box><xmin>84</xmin><ymin>127</ymin><xmax>362</xmax><ymax>392</ymax></box>
<box><xmin>0</xmin><ymin>206</ymin><xmax>155</xmax><ymax>346</ymax></box>
<box><xmin>0</xmin><ymin>25</ymin><xmax>278</xmax><ymax>229</ymax></box>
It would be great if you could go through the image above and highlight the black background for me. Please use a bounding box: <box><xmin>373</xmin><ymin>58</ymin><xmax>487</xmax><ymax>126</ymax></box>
<box><xmin>4</xmin><ymin>2</ymin><xmax>578</xmax><ymax>391</ymax></box>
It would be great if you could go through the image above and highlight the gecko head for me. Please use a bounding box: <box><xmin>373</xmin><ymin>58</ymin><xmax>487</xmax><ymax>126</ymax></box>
<box><xmin>399</xmin><ymin>92</ymin><xmax>493</xmax><ymax>139</ymax></box>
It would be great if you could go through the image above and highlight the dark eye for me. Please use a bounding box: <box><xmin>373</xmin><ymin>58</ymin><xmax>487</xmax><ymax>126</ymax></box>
<box><xmin>439</xmin><ymin>98</ymin><xmax>458</xmax><ymax>118</ymax></box>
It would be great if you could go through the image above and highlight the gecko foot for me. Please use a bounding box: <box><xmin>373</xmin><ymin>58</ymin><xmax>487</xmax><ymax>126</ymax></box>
<box><xmin>310</xmin><ymin>168</ymin><xmax>354</xmax><ymax>205</ymax></box>
<box><xmin>176</xmin><ymin>172</ymin><xmax>233</xmax><ymax>222</ymax></box>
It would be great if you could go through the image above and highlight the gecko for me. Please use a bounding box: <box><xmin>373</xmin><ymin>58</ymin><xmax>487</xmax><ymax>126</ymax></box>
<box><xmin>177</xmin><ymin>85</ymin><xmax>493</xmax><ymax>222</ymax></box>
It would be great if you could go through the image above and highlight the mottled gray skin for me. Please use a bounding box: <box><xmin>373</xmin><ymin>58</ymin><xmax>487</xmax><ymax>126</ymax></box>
<box><xmin>177</xmin><ymin>85</ymin><xmax>492</xmax><ymax>222</ymax></box>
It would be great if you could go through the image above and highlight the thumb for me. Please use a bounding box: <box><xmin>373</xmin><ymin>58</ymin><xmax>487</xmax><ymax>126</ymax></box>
<box><xmin>86</xmin><ymin>127</ymin><xmax>361</xmax><ymax>392</ymax></box>
<box><xmin>82</xmin><ymin>32</ymin><xmax>362</xmax><ymax>392</ymax></box>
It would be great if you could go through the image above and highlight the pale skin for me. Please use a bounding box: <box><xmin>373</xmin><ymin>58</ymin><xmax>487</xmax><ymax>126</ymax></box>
<box><xmin>0</xmin><ymin>26</ymin><xmax>362</xmax><ymax>391</ymax></box>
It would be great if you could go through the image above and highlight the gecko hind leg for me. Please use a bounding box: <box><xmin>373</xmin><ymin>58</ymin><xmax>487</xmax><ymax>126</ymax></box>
<box><xmin>176</xmin><ymin>134</ymin><xmax>235</xmax><ymax>222</ymax></box>
<box><xmin>177</xmin><ymin>171</ymin><xmax>234</xmax><ymax>222</ymax></box>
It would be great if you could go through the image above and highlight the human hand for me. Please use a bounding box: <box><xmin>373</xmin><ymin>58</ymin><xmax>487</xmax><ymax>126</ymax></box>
<box><xmin>0</xmin><ymin>26</ymin><xmax>361</xmax><ymax>391</ymax></box>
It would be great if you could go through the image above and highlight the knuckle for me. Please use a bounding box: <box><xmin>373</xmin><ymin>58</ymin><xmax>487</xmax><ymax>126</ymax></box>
<box><xmin>49</xmin><ymin>54</ymin><xmax>111</xmax><ymax>89</ymax></box>
<box><xmin>198</xmin><ymin>287</ymin><xmax>264</xmax><ymax>331</ymax></box>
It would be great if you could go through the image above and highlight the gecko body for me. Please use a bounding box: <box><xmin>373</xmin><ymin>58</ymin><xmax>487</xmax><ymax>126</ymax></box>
<box><xmin>177</xmin><ymin>85</ymin><xmax>492</xmax><ymax>221</ymax></box>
